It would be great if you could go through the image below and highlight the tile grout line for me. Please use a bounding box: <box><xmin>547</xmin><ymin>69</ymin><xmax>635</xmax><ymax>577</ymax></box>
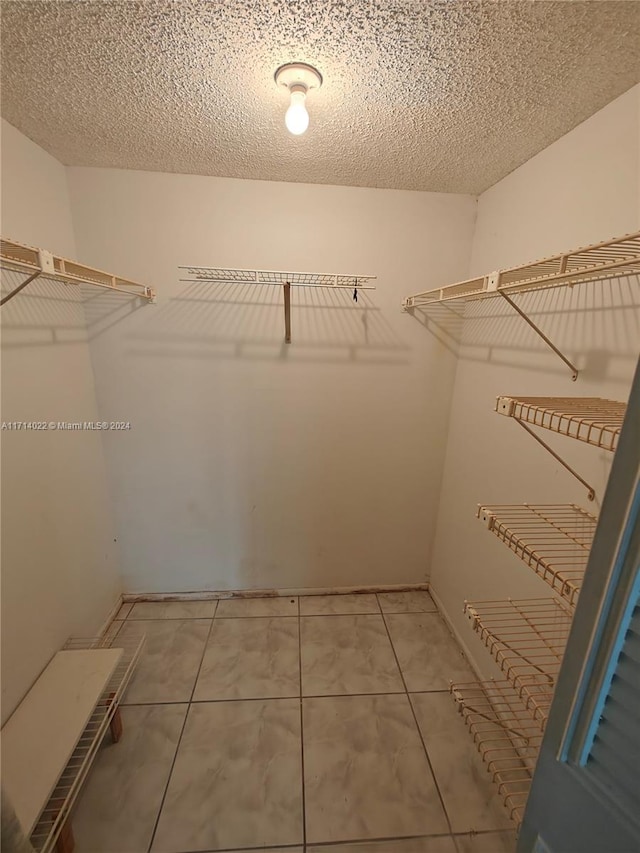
<box><xmin>145</xmin><ymin>602</ymin><xmax>218</xmax><ymax>853</ymax></box>
<box><xmin>297</xmin><ymin>595</ymin><xmax>307</xmax><ymax>849</ymax></box>
<box><xmin>122</xmin><ymin>609</ymin><xmax>438</xmax><ymax>622</ymax></box>
<box><xmin>379</xmin><ymin>603</ymin><xmax>456</xmax><ymax>840</ymax></box>
<box><xmin>134</xmin><ymin>828</ymin><xmax>511</xmax><ymax>853</ymax></box>
<box><xmin>119</xmin><ymin>686</ymin><xmax>451</xmax><ymax>708</ymax></box>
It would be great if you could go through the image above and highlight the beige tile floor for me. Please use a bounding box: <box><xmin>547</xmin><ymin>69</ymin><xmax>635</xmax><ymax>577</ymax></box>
<box><xmin>73</xmin><ymin>592</ymin><xmax>517</xmax><ymax>853</ymax></box>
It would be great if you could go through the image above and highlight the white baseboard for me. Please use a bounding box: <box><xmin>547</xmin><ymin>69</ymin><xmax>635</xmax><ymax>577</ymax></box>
<box><xmin>122</xmin><ymin>582</ymin><xmax>429</xmax><ymax>603</ymax></box>
<box><xmin>97</xmin><ymin>594</ymin><xmax>124</xmax><ymax>637</ymax></box>
<box><xmin>427</xmin><ymin>583</ymin><xmax>485</xmax><ymax>681</ymax></box>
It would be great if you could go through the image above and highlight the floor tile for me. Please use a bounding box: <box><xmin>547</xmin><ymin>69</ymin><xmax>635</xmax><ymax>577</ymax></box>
<box><xmin>193</xmin><ymin>617</ymin><xmax>299</xmax><ymax>700</ymax></box>
<box><xmin>216</xmin><ymin>596</ymin><xmax>298</xmax><ymax>617</ymax></box>
<box><xmin>303</xmin><ymin>693</ymin><xmax>449</xmax><ymax>843</ymax></box>
<box><xmin>385</xmin><ymin>613</ymin><xmax>474</xmax><ymax>691</ymax></box>
<box><xmin>118</xmin><ymin>619</ymin><xmax>211</xmax><ymax>703</ymax></box>
<box><xmin>73</xmin><ymin>704</ymin><xmax>187</xmax><ymax>853</ymax></box>
<box><xmin>454</xmin><ymin>830</ymin><xmax>517</xmax><ymax>853</ymax></box>
<box><xmin>116</xmin><ymin>602</ymin><xmax>133</xmax><ymax>619</ymax></box>
<box><xmin>300</xmin><ymin>593</ymin><xmax>380</xmax><ymax>615</ymax></box>
<box><xmin>301</xmin><ymin>615</ymin><xmax>404</xmax><ymax>696</ymax></box>
<box><xmin>152</xmin><ymin>699</ymin><xmax>303</xmax><ymax>852</ymax></box>
<box><xmin>103</xmin><ymin>619</ymin><xmax>124</xmax><ymax>643</ymax></box>
<box><xmin>129</xmin><ymin>600</ymin><xmax>218</xmax><ymax>619</ymax></box>
<box><xmin>312</xmin><ymin>838</ymin><xmax>456</xmax><ymax>853</ymax></box>
<box><xmin>411</xmin><ymin>693</ymin><xmax>514</xmax><ymax>833</ymax></box>
<box><xmin>377</xmin><ymin>591</ymin><xmax>437</xmax><ymax>613</ymax></box>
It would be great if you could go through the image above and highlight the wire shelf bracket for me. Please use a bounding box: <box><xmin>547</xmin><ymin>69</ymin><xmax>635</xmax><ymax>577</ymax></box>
<box><xmin>495</xmin><ymin>396</ymin><xmax>626</xmax><ymax>501</ymax></box>
<box><xmin>477</xmin><ymin>504</ymin><xmax>597</xmax><ymax>607</ymax></box>
<box><xmin>28</xmin><ymin>633</ymin><xmax>145</xmax><ymax>853</ymax></box>
<box><xmin>1</xmin><ymin>237</ymin><xmax>156</xmax><ymax>306</ymax></box>
<box><xmin>401</xmin><ymin>230</ymin><xmax>640</xmax><ymax>379</ymax></box>
<box><xmin>463</xmin><ymin>596</ymin><xmax>573</xmax><ymax>727</ymax></box>
<box><xmin>179</xmin><ymin>265</ymin><xmax>377</xmax><ymax>344</ymax></box>
<box><xmin>450</xmin><ymin>679</ymin><xmax>544</xmax><ymax>825</ymax></box>
<box><xmin>499</xmin><ymin>291</ymin><xmax>579</xmax><ymax>380</ymax></box>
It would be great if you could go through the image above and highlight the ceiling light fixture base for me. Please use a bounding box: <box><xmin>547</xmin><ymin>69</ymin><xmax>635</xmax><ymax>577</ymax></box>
<box><xmin>274</xmin><ymin>62</ymin><xmax>323</xmax><ymax>92</ymax></box>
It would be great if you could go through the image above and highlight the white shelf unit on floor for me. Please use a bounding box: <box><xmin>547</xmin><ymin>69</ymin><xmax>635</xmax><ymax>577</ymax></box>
<box><xmin>29</xmin><ymin>634</ymin><xmax>144</xmax><ymax>853</ymax></box>
<box><xmin>450</xmin><ymin>679</ymin><xmax>544</xmax><ymax>825</ymax></box>
<box><xmin>477</xmin><ymin>504</ymin><xmax>597</xmax><ymax>607</ymax></box>
<box><xmin>0</xmin><ymin>237</ymin><xmax>156</xmax><ymax>306</ymax></box>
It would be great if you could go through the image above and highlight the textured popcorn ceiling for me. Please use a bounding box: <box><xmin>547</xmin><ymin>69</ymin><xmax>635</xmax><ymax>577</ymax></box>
<box><xmin>1</xmin><ymin>1</ymin><xmax>639</xmax><ymax>194</ymax></box>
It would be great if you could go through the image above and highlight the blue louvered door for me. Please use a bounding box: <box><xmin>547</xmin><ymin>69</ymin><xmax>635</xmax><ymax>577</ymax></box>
<box><xmin>518</xmin><ymin>358</ymin><xmax>640</xmax><ymax>853</ymax></box>
<box><xmin>582</xmin><ymin>585</ymin><xmax>640</xmax><ymax>830</ymax></box>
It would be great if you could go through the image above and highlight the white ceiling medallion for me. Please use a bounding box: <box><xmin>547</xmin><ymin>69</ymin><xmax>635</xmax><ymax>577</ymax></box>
<box><xmin>274</xmin><ymin>62</ymin><xmax>323</xmax><ymax>136</ymax></box>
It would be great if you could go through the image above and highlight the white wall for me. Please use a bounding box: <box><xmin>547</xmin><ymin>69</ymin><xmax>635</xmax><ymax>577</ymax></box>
<box><xmin>430</xmin><ymin>85</ymin><xmax>640</xmax><ymax>676</ymax></box>
<box><xmin>66</xmin><ymin>168</ymin><xmax>477</xmax><ymax>593</ymax></box>
<box><xmin>0</xmin><ymin>120</ymin><xmax>121</xmax><ymax>723</ymax></box>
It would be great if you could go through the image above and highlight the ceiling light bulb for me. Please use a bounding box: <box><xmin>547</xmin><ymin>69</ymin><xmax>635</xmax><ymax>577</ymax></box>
<box><xmin>275</xmin><ymin>63</ymin><xmax>322</xmax><ymax>137</ymax></box>
<box><xmin>285</xmin><ymin>87</ymin><xmax>309</xmax><ymax>135</ymax></box>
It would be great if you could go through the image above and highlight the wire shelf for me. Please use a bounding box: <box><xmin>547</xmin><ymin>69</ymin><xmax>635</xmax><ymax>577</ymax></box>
<box><xmin>29</xmin><ymin>633</ymin><xmax>144</xmax><ymax>853</ymax></box>
<box><xmin>464</xmin><ymin>597</ymin><xmax>573</xmax><ymax>726</ymax></box>
<box><xmin>1</xmin><ymin>237</ymin><xmax>155</xmax><ymax>304</ymax></box>
<box><xmin>496</xmin><ymin>396</ymin><xmax>625</xmax><ymax>452</ymax></box>
<box><xmin>477</xmin><ymin>504</ymin><xmax>597</xmax><ymax>607</ymax></box>
<box><xmin>179</xmin><ymin>265</ymin><xmax>376</xmax><ymax>290</ymax></box>
<box><xmin>451</xmin><ymin>679</ymin><xmax>543</xmax><ymax>825</ymax></box>
<box><xmin>402</xmin><ymin>230</ymin><xmax>640</xmax><ymax>308</ymax></box>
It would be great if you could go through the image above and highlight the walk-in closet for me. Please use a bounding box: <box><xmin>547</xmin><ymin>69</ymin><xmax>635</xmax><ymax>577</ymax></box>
<box><xmin>1</xmin><ymin>3</ymin><xmax>639</xmax><ymax>853</ymax></box>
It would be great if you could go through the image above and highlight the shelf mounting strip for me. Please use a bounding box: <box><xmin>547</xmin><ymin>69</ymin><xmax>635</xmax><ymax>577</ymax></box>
<box><xmin>0</xmin><ymin>237</ymin><xmax>155</xmax><ymax>306</ymax></box>
<box><xmin>496</xmin><ymin>396</ymin><xmax>626</xmax><ymax>501</ymax></box>
<box><xmin>401</xmin><ymin>230</ymin><xmax>640</xmax><ymax>379</ymax></box>
<box><xmin>179</xmin><ymin>265</ymin><xmax>376</xmax><ymax>344</ymax></box>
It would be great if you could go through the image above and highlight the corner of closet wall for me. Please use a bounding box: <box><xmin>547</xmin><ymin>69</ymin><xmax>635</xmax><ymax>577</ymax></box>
<box><xmin>0</xmin><ymin>119</ymin><xmax>122</xmax><ymax>723</ymax></box>
<box><xmin>429</xmin><ymin>84</ymin><xmax>640</xmax><ymax>679</ymax></box>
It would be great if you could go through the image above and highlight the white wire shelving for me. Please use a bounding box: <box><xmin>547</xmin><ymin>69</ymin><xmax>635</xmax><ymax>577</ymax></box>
<box><xmin>401</xmin><ymin>230</ymin><xmax>640</xmax><ymax>379</ymax></box>
<box><xmin>29</xmin><ymin>633</ymin><xmax>144</xmax><ymax>853</ymax></box>
<box><xmin>464</xmin><ymin>597</ymin><xmax>573</xmax><ymax>728</ymax></box>
<box><xmin>0</xmin><ymin>237</ymin><xmax>155</xmax><ymax>306</ymax></box>
<box><xmin>496</xmin><ymin>396</ymin><xmax>625</xmax><ymax>451</ymax></box>
<box><xmin>403</xmin><ymin>231</ymin><xmax>640</xmax><ymax>308</ymax></box>
<box><xmin>451</xmin><ymin>679</ymin><xmax>544</xmax><ymax>826</ymax></box>
<box><xmin>477</xmin><ymin>504</ymin><xmax>597</xmax><ymax>607</ymax></box>
<box><xmin>178</xmin><ymin>265</ymin><xmax>376</xmax><ymax>344</ymax></box>
<box><xmin>181</xmin><ymin>266</ymin><xmax>376</xmax><ymax>289</ymax></box>
<box><xmin>495</xmin><ymin>396</ymin><xmax>626</xmax><ymax>501</ymax></box>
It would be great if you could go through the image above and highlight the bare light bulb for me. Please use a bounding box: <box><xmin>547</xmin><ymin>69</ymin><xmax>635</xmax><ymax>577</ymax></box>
<box><xmin>285</xmin><ymin>87</ymin><xmax>309</xmax><ymax>135</ymax></box>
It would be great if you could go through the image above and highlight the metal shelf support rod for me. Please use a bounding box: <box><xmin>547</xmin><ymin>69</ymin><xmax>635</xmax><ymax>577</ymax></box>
<box><xmin>1</xmin><ymin>270</ymin><xmax>41</xmax><ymax>306</ymax></box>
<box><xmin>515</xmin><ymin>420</ymin><xmax>596</xmax><ymax>501</ymax></box>
<box><xmin>283</xmin><ymin>282</ymin><xmax>291</xmax><ymax>343</ymax></box>
<box><xmin>499</xmin><ymin>292</ymin><xmax>579</xmax><ymax>380</ymax></box>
